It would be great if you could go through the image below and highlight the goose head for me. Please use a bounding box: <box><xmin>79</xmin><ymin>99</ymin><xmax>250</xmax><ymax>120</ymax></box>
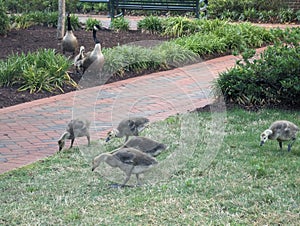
<box><xmin>79</xmin><ymin>45</ymin><xmax>85</xmax><ymax>54</ymax></box>
<box><xmin>58</xmin><ymin>132</ymin><xmax>70</xmax><ymax>151</ymax></box>
<box><xmin>105</xmin><ymin>129</ymin><xmax>120</xmax><ymax>142</ymax></box>
<box><xmin>260</xmin><ymin>129</ymin><xmax>273</xmax><ymax>146</ymax></box>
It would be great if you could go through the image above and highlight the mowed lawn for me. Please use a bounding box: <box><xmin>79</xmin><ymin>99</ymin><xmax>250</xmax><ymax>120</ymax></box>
<box><xmin>1</xmin><ymin>108</ymin><xmax>299</xmax><ymax>225</ymax></box>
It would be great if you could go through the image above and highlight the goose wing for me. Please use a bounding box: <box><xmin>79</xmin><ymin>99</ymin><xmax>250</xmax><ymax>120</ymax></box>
<box><xmin>114</xmin><ymin>148</ymin><xmax>157</xmax><ymax>166</ymax></box>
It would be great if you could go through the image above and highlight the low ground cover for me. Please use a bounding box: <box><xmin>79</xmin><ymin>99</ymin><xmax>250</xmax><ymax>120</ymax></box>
<box><xmin>1</xmin><ymin>108</ymin><xmax>299</xmax><ymax>224</ymax></box>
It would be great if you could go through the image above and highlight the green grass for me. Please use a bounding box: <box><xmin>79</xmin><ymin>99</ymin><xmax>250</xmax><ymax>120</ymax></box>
<box><xmin>1</xmin><ymin>108</ymin><xmax>300</xmax><ymax>225</ymax></box>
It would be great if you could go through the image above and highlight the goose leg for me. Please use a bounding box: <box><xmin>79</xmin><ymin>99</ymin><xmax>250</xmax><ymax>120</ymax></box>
<box><xmin>70</xmin><ymin>138</ymin><xmax>75</xmax><ymax>149</ymax></box>
<box><xmin>288</xmin><ymin>137</ymin><xmax>296</xmax><ymax>152</ymax></box>
<box><xmin>124</xmin><ymin>135</ymin><xmax>129</xmax><ymax>142</ymax></box>
<box><xmin>136</xmin><ymin>174</ymin><xmax>142</xmax><ymax>186</ymax></box>
<box><xmin>87</xmin><ymin>135</ymin><xmax>91</xmax><ymax>146</ymax></box>
<box><xmin>122</xmin><ymin>166</ymin><xmax>134</xmax><ymax>187</ymax></box>
<box><xmin>278</xmin><ymin>141</ymin><xmax>283</xmax><ymax>150</ymax></box>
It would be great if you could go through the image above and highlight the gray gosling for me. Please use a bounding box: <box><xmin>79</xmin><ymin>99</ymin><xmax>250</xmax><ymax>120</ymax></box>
<box><xmin>106</xmin><ymin>117</ymin><xmax>150</xmax><ymax>142</ymax></box>
<box><xmin>62</xmin><ymin>13</ymin><xmax>78</xmax><ymax>56</ymax></box>
<box><xmin>73</xmin><ymin>45</ymin><xmax>85</xmax><ymax>73</ymax></box>
<box><xmin>92</xmin><ymin>147</ymin><xmax>158</xmax><ymax>187</ymax></box>
<box><xmin>122</xmin><ymin>136</ymin><xmax>167</xmax><ymax>157</ymax></box>
<box><xmin>58</xmin><ymin>118</ymin><xmax>91</xmax><ymax>151</ymax></box>
<box><xmin>78</xmin><ymin>25</ymin><xmax>105</xmax><ymax>75</ymax></box>
<box><xmin>260</xmin><ymin>120</ymin><xmax>299</xmax><ymax>151</ymax></box>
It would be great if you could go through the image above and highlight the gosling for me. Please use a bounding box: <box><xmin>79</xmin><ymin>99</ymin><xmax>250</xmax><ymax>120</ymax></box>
<box><xmin>122</xmin><ymin>136</ymin><xmax>167</xmax><ymax>157</ymax></box>
<box><xmin>92</xmin><ymin>147</ymin><xmax>158</xmax><ymax>187</ymax></box>
<box><xmin>58</xmin><ymin>118</ymin><xmax>91</xmax><ymax>151</ymax></box>
<box><xmin>260</xmin><ymin>120</ymin><xmax>299</xmax><ymax>151</ymax></box>
<box><xmin>106</xmin><ymin>117</ymin><xmax>150</xmax><ymax>142</ymax></box>
<box><xmin>73</xmin><ymin>45</ymin><xmax>85</xmax><ymax>74</ymax></box>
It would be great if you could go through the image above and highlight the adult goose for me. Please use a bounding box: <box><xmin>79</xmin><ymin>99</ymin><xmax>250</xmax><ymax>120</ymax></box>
<box><xmin>79</xmin><ymin>25</ymin><xmax>105</xmax><ymax>75</ymax></box>
<box><xmin>92</xmin><ymin>147</ymin><xmax>158</xmax><ymax>187</ymax></box>
<box><xmin>106</xmin><ymin>117</ymin><xmax>150</xmax><ymax>143</ymax></box>
<box><xmin>62</xmin><ymin>13</ymin><xmax>78</xmax><ymax>56</ymax></box>
<box><xmin>260</xmin><ymin>120</ymin><xmax>299</xmax><ymax>151</ymax></box>
<box><xmin>58</xmin><ymin>118</ymin><xmax>91</xmax><ymax>151</ymax></box>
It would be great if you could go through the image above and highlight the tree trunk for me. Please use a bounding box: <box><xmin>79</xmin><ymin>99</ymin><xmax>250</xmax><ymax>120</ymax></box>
<box><xmin>57</xmin><ymin>0</ymin><xmax>65</xmax><ymax>40</ymax></box>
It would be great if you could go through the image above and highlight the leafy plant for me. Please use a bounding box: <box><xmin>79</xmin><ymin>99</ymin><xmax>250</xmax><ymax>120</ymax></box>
<box><xmin>110</xmin><ymin>17</ymin><xmax>130</xmax><ymax>31</ymax></box>
<box><xmin>137</xmin><ymin>16</ymin><xmax>163</xmax><ymax>34</ymax></box>
<box><xmin>0</xmin><ymin>49</ymin><xmax>76</xmax><ymax>93</ymax></box>
<box><xmin>0</xmin><ymin>0</ymin><xmax>10</xmax><ymax>35</ymax></box>
<box><xmin>11</xmin><ymin>11</ymin><xmax>59</xmax><ymax>29</ymax></box>
<box><xmin>214</xmin><ymin>41</ymin><xmax>300</xmax><ymax>108</ymax></box>
<box><xmin>162</xmin><ymin>16</ymin><xmax>199</xmax><ymax>37</ymax></box>
<box><xmin>85</xmin><ymin>18</ymin><xmax>102</xmax><ymax>31</ymax></box>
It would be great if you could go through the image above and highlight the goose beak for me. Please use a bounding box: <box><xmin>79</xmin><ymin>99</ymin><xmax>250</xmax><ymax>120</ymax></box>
<box><xmin>105</xmin><ymin>137</ymin><xmax>111</xmax><ymax>142</ymax></box>
<box><xmin>260</xmin><ymin>141</ymin><xmax>264</xmax><ymax>146</ymax></box>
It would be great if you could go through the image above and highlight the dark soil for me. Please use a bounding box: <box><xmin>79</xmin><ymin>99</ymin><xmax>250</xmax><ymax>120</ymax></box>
<box><xmin>0</xmin><ymin>25</ymin><xmax>170</xmax><ymax>108</ymax></box>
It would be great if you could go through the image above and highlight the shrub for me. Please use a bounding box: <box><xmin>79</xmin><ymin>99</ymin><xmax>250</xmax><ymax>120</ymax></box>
<box><xmin>214</xmin><ymin>41</ymin><xmax>300</xmax><ymax>109</ymax></box>
<box><xmin>137</xmin><ymin>16</ymin><xmax>163</xmax><ymax>34</ymax></box>
<box><xmin>162</xmin><ymin>16</ymin><xmax>199</xmax><ymax>37</ymax></box>
<box><xmin>85</xmin><ymin>18</ymin><xmax>102</xmax><ymax>31</ymax></box>
<box><xmin>0</xmin><ymin>1</ymin><xmax>10</xmax><ymax>35</ymax></box>
<box><xmin>11</xmin><ymin>11</ymin><xmax>60</xmax><ymax>29</ymax></box>
<box><xmin>208</xmin><ymin>0</ymin><xmax>298</xmax><ymax>23</ymax></box>
<box><xmin>0</xmin><ymin>49</ymin><xmax>76</xmax><ymax>93</ymax></box>
<box><xmin>110</xmin><ymin>17</ymin><xmax>130</xmax><ymax>31</ymax></box>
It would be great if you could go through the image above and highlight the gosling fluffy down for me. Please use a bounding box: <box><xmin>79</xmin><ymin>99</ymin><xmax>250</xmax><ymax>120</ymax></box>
<box><xmin>122</xmin><ymin>136</ymin><xmax>167</xmax><ymax>157</ymax></box>
<box><xmin>260</xmin><ymin>120</ymin><xmax>299</xmax><ymax>151</ymax></box>
<box><xmin>106</xmin><ymin>117</ymin><xmax>150</xmax><ymax>142</ymax></box>
<box><xmin>58</xmin><ymin>118</ymin><xmax>91</xmax><ymax>151</ymax></box>
<box><xmin>92</xmin><ymin>147</ymin><xmax>158</xmax><ymax>186</ymax></box>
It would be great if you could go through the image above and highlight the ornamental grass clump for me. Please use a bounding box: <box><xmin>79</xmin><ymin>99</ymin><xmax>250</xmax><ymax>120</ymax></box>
<box><xmin>0</xmin><ymin>49</ymin><xmax>75</xmax><ymax>93</ymax></box>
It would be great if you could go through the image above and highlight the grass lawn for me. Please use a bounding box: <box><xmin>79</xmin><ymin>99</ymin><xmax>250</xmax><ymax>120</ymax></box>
<box><xmin>1</xmin><ymin>108</ymin><xmax>299</xmax><ymax>225</ymax></box>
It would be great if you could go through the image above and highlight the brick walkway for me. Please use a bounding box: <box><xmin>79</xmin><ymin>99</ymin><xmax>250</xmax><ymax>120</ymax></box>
<box><xmin>1</xmin><ymin>15</ymin><xmax>297</xmax><ymax>174</ymax></box>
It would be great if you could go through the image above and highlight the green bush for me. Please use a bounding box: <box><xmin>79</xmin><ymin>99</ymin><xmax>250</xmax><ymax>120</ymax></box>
<box><xmin>4</xmin><ymin>0</ymin><xmax>79</xmax><ymax>13</ymax></box>
<box><xmin>85</xmin><ymin>18</ymin><xmax>102</xmax><ymax>31</ymax></box>
<box><xmin>208</xmin><ymin>0</ymin><xmax>298</xmax><ymax>23</ymax></box>
<box><xmin>162</xmin><ymin>16</ymin><xmax>200</xmax><ymax>37</ymax></box>
<box><xmin>0</xmin><ymin>49</ymin><xmax>76</xmax><ymax>93</ymax></box>
<box><xmin>137</xmin><ymin>16</ymin><xmax>163</xmax><ymax>34</ymax></box>
<box><xmin>173</xmin><ymin>21</ymin><xmax>276</xmax><ymax>57</ymax></box>
<box><xmin>102</xmin><ymin>42</ymin><xmax>198</xmax><ymax>77</ymax></box>
<box><xmin>0</xmin><ymin>0</ymin><xmax>10</xmax><ymax>35</ymax></box>
<box><xmin>110</xmin><ymin>17</ymin><xmax>130</xmax><ymax>31</ymax></box>
<box><xmin>214</xmin><ymin>40</ymin><xmax>300</xmax><ymax>108</ymax></box>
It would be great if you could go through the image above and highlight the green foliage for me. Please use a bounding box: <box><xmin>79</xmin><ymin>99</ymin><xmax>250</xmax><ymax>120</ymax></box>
<box><xmin>162</xmin><ymin>16</ymin><xmax>199</xmax><ymax>37</ymax></box>
<box><xmin>4</xmin><ymin>0</ymin><xmax>78</xmax><ymax>13</ymax></box>
<box><xmin>102</xmin><ymin>42</ymin><xmax>198</xmax><ymax>77</ymax></box>
<box><xmin>208</xmin><ymin>0</ymin><xmax>298</xmax><ymax>23</ymax></box>
<box><xmin>110</xmin><ymin>17</ymin><xmax>130</xmax><ymax>31</ymax></box>
<box><xmin>0</xmin><ymin>49</ymin><xmax>76</xmax><ymax>93</ymax></box>
<box><xmin>0</xmin><ymin>0</ymin><xmax>9</xmax><ymax>35</ymax></box>
<box><xmin>11</xmin><ymin>11</ymin><xmax>59</xmax><ymax>29</ymax></box>
<box><xmin>215</xmin><ymin>34</ymin><xmax>300</xmax><ymax>108</ymax></box>
<box><xmin>173</xmin><ymin>20</ymin><xmax>276</xmax><ymax>57</ymax></box>
<box><xmin>85</xmin><ymin>18</ymin><xmax>102</xmax><ymax>31</ymax></box>
<box><xmin>137</xmin><ymin>16</ymin><xmax>163</xmax><ymax>34</ymax></box>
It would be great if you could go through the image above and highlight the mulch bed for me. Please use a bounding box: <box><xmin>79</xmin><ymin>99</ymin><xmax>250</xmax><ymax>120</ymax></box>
<box><xmin>0</xmin><ymin>25</ymin><xmax>170</xmax><ymax>108</ymax></box>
